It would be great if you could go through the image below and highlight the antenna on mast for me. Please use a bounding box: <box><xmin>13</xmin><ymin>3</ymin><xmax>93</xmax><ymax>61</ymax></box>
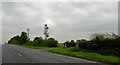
<box><xmin>27</xmin><ymin>28</ymin><xmax>30</xmax><ymax>40</ymax></box>
<box><xmin>44</xmin><ymin>24</ymin><xmax>49</xmax><ymax>40</ymax></box>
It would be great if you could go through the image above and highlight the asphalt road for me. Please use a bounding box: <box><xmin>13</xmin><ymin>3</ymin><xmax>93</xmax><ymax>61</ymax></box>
<box><xmin>2</xmin><ymin>44</ymin><xmax>105</xmax><ymax>65</ymax></box>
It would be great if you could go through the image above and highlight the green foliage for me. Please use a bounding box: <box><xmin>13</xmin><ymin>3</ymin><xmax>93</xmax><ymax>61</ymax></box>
<box><xmin>48</xmin><ymin>48</ymin><xmax>120</xmax><ymax>64</ymax></box>
<box><xmin>42</xmin><ymin>38</ymin><xmax>58</xmax><ymax>47</ymax></box>
<box><xmin>32</xmin><ymin>37</ymin><xmax>58</xmax><ymax>47</ymax></box>
<box><xmin>77</xmin><ymin>33</ymin><xmax>120</xmax><ymax>57</ymax></box>
<box><xmin>68</xmin><ymin>47</ymin><xmax>81</xmax><ymax>52</ymax></box>
<box><xmin>64</xmin><ymin>40</ymin><xmax>76</xmax><ymax>47</ymax></box>
<box><xmin>19</xmin><ymin>32</ymin><xmax>28</xmax><ymax>44</ymax></box>
<box><xmin>32</xmin><ymin>37</ymin><xmax>43</xmax><ymax>46</ymax></box>
<box><xmin>24</xmin><ymin>41</ymin><xmax>33</xmax><ymax>46</ymax></box>
<box><xmin>8</xmin><ymin>35</ymin><xmax>20</xmax><ymax>44</ymax></box>
<box><xmin>63</xmin><ymin>33</ymin><xmax>120</xmax><ymax>57</ymax></box>
<box><xmin>8</xmin><ymin>31</ymin><xmax>29</xmax><ymax>45</ymax></box>
<box><xmin>8</xmin><ymin>31</ymin><xmax>58</xmax><ymax>47</ymax></box>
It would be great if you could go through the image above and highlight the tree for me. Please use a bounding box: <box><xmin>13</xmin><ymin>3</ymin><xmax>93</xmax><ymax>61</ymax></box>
<box><xmin>47</xmin><ymin>38</ymin><xmax>58</xmax><ymax>47</ymax></box>
<box><xmin>8</xmin><ymin>32</ymin><xmax>28</xmax><ymax>45</ymax></box>
<box><xmin>64</xmin><ymin>41</ymin><xmax>69</xmax><ymax>47</ymax></box>
<box><xmin>33</xmin><ymin>37</ymin><xmax>43</xmax><ymax>46</ymax></box>
<box><xmin>33</xmin><ymin>37</ymin><xmax>43</xmax><ymax>41</ymax></box>
<box><xmin>76</xmin><ymin>40</ymin><xmax>80</xmax><ymax>47</ymax></box>
<box><xmin>64</xmin><ymin>40</ymin><xmax>76</xmax><ymax>47</ymax></box>
<box><xmin>19</xmin><ymin>31</ymin><xmax>28</xmax><ymax>44</ymax></box>
<box><xmin>8</xmin><ymin>35</ymin><xmax>20</xmax><ymax>44</ymax></box>
<box><xmin>43</xmin><ymin>38</ymin><xmax>58</xmax><ymax>47</ymax></box>
<box><xmin>70</xmin><ymin>40</ymin><xmax>76</xmax><ymax>47</ymax></box>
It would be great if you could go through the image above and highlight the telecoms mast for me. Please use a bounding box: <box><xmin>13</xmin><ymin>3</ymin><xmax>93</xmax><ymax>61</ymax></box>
<box><xmin>27</xmin><ymin>28</ymin><xmax>30</xmax><ymax>40</ymax></box>
<box><xmin>44</xmin><ymin>24</ymin><xmax>49</xmax><ymax>40</ymax></box>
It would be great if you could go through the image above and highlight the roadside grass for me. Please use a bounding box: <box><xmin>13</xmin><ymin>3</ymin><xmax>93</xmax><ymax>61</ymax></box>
<box><xmin>13</xmin><ymin>44</ymin><xmax>49</xmax><ymax>49</ymax></box>
<box><xmin>21</xmin><ymin>45</ymin><xmax>48</xmax><ymax>49</ymax></box>
<box><xmin>48</xmin><ymin>48</ymin><xmax>120</xmax><ymax>65</ymax></box>
<box><xmin>13</xmin><ymin>44</ymin><xmax>120</xmax><ymax>65</ymax></box>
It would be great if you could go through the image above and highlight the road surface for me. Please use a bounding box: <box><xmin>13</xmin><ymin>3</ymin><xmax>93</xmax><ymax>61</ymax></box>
<box><xmin>2</xmin><ymin>44</ymin><xmax>105</xmax><ymax>65</ymax></box>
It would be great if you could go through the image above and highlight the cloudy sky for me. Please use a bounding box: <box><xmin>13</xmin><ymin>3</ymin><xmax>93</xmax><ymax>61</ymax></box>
<box><xmin>2</xmin><ymin>2</ymin><xmax>118</xmax><ymax>43</ymax></box>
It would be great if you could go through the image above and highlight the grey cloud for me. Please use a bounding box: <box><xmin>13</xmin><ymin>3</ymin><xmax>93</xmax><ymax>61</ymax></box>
<box><xmin>2</xmin><ymin>2</ymin><xmax>118</xmax><ymax>43</ymax></box>
<box><xmin>0</xmin><ymin>3</ymin><xmax>2</xmax><ymax>43</ymax></box>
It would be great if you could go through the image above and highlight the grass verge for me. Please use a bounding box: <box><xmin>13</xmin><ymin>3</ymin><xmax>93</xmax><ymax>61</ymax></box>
<box><xmin>22</xmin><ymin>45</ymin><xmax>49</xmax><ymax>49</ymax></box>
<box><xmin>48</xmin><ymin>48</ymin><xmax>120</xmax><ymax>65</ymax></box>
<box><xmin>13</xmin><ymin>44</ymin><xmax>49</xmax><ymax>49</ymax></box>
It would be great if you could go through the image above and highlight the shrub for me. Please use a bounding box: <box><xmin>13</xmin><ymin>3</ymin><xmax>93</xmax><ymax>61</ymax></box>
<box><xmin>63</xmin><ymin>33</ymin><xmax>120</xmax><ymax>57</ymax></box>
<box><xmin>24</xmin><ymin>41</ymin><xmax>33</xmax><ymax>46</ymax></box>
<box><xmin>89</xmin><ymin>33</ymin><xmax>120</xmax><ymax>57</ymax></box>
<box><xmin>43</xmin><ymin>38</ymin><xmax>58</xmax><ymax>47</ymax></box>
<box><xmin>64</xmin><ymin>40</ymin><xmax>76</xmax><ymax>47</ymax></box>
<box><xmin>68</xmin><ymin>47</ymin><xmax>81</xmax><ymax>52</ymax></box>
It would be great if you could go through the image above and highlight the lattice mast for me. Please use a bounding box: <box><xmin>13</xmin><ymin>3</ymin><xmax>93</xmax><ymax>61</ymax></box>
<box><xmin>43</xmin><ymin>24</ymin><xmax>49</xmax><ymax>40</ymax></box>
<box><xmin>27</xmin><ymin>28</ymin><xmax>30</xmax><ymax>40</ymax></box>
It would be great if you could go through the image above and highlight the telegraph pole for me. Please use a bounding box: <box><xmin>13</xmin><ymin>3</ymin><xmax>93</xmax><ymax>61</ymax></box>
<box><xmin>44</xmin><ymin>24</ymin><xmax>49</xmax><ymax>40</ymax></box>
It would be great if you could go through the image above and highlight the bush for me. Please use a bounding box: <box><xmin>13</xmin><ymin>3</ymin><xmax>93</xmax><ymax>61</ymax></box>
<box><xmin>63</xmin><ymin>33</ymin><xmax>120</xmax><ymax>57</ymax></box>
<box><xmin>64</xmin><ymin>40</ymin><xmax>76</xmax><ymax>47</ymax></box>
<box><xmin>8</xmin><ymin>31</ymin><xmax>29</xmax><ymax>45</ymax></box>
<box><xmin>19</xmin><ymin>32</ymin><xmax>28</xmax><ymax>44</ymax></box>
<box><xmin>8</xmin><ymin>36</ymin><xmax>20</xmax><ymax>45</ymax></box>
<box><xmin>98</xmin><ymin>48</ymin><xmax>120</xmax><ymax>57</ymax></box>
<box><xmin>32</xmin><ymin>37</ymin><xmax>58</xmax><ymax>47</ymax></box>
<box><xmin>8</xmin><ymin>31</ymin><xmax>59</xmax><ymax>47</ymax></box>
<box><xmin>89</xmin><ymin>33</ymin><xmax>120</xmax><ymax>57</ymax></box>
<box><xmin>24</xmin><ymin>41</ymin><xmax>33</xmax><ymax>46</ymax></box>
<box><xmin>43</xmin><ymin>38</ymin><xmax>58</xmax><ymax>47</ymax></box>
<box><xmin>68</xmin><ymin>47</ymin><xmax>81</xmax><ymax>52</ymax></box>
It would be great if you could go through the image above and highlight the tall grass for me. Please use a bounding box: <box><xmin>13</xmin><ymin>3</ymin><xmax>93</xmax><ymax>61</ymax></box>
<box><xmin>48</xmin><ymin>48</ymin><xmax>120</xmax><ymax>65</ymax></box>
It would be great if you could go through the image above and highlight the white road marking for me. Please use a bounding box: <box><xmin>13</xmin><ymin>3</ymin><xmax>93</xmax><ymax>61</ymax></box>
<box><xmin>18</xmin><ymin>53</ymin><xmax>22</xmax><ymax>56</ymax></box>
<box><xmin>9</xmin><ymin>47</ymin><xmax>11</xmax><ymax>48</ymax></box>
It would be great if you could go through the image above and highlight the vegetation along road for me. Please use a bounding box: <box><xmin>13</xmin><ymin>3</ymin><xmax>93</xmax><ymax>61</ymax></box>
<box><xmin>2</xmin><ymin>44</ymin><xmax>106</xmax><ymax>65</ymax></box>
<box><xmin>4</xmin><ymin>32</ymin><xmax>120</xmax><ymax>65</ymax></box>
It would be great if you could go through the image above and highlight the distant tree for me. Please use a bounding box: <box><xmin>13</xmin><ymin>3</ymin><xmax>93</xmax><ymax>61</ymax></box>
<box><xmin>43</xmin><ymin>38</ymin><xmax>58</xmax><ymax>47</ymax></box>
<box><xmin>47</xmin><ymin>38</ymin><xmax>58</xmax><ymax>47</ymax></box>
<box><xmin>34</xmin><ymin>37</ymin><xmax>39</xmax><ymax>41</ymax></box>
<box><xmin>64</xmin><ymin>41</ymin><xmax>69</xmax><ymax>47</ymax></box>
<box><xmin>19</xmin><ymin>31</ymin><xmax>28</xmax><ymax>44</ymax></box>
<box><xmin>33</xmin><ymin>37</ymin><xmax>43</xmax><ymax>41</ymax></box>
<box><xmin>76</xmin><ymin>40</ymin><xmax>80</xmax><ymax>47</ymax></box>
<box><xmin>8</xmin><ymin>35</ymin><xmax>20</xmax><ymax>44</ymax></box>
<box><xmin>24</xmin><ymin>41</ymin><xmax>33</xmax><ymax>46</ymax></box>
<box><xmin>8</xmin><ymin>32</ymin><xmax>28</xmax><ymax>45</ymax></box>
<box><xmin>33</xmin><ymin>37</ymin><xmax>43</xmax><ymax>46</ymax></box>
<box><xmin>70</xmin><ymin>40</ymin><xmax>76</xmax><ymax>47</ymax></box>
<box><xmin>64</xmin><ymin>40</ymin><xmax>76</xmax><ymax>47</ymax></box>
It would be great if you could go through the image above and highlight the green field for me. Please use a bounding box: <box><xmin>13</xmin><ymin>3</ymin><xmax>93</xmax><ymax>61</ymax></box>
<box><xmin>48</xmin><ymin>47</ymin><xmax>120</xmax><ymax>65</ymax></box>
